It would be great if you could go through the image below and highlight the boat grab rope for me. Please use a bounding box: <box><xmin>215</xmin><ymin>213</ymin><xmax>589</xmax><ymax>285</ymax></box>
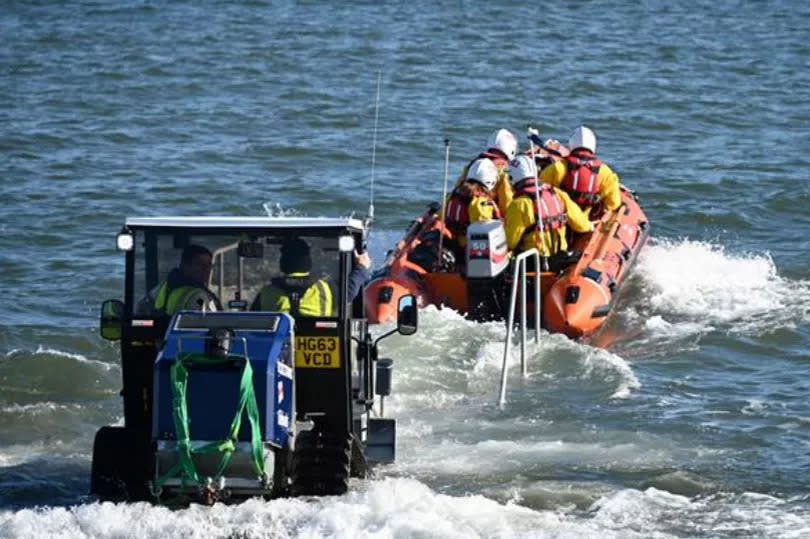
<box><xmin>151</xmin><ymin>352</ymin><xmax>265</xmax><ymax>500</ymax></box>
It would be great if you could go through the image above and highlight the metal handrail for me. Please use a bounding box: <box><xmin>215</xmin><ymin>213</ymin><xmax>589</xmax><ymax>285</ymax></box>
<box><xmin>210</xmin><ymin>241</ymin><xmax>240</xmax><ymax>300</ymax></box>
<box><xmin>209</xmin><ymin>241</ymin><xmax>245</xmax><ymax>304</ymax></box>
<box><xmin>497</xmin><ymin>249</ymin><xmax>541</xmax><ymax>407</ymax></box>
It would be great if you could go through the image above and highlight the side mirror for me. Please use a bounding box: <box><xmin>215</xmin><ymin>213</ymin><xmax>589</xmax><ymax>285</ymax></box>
<box><xmin>396</xmin><ymin>295</ymin><xmax>417</xmax><ymax>336</ymax></box>
<box><xmin>100</xmin><ymin>299</ymin><xmax>124</xmax><ymax>341</ymax></box>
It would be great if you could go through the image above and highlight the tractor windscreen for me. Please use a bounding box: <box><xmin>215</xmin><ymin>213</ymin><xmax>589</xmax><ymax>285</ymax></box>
<box><xmin>131</xmin><ymin>230</ymin><xmax>343</xmax><ymax>317</ymax></box>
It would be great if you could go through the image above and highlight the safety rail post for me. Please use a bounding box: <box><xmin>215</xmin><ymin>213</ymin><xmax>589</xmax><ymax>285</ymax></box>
<box><xmin>498</xmin><ymin>249</ymin><xmax>542</xmax><ymax>407</ymax></box>
<box><xmin>210</xmin><ymin>242</ymin><xmax>241</xmax><ymax>304</ymax></box>
<box><xmin>218</xmin><ymin>252</ymin><xmax>224</xmax><ymax>300</ymax></box>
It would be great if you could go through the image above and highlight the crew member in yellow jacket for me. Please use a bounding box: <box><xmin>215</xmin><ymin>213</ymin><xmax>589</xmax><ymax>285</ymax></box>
<box><xmin>505</xmin><ymin>155</ymin><xmax>593</xmax><ymax>258</ymax></box>
<box><xmin>539</xmin><ymin>126</ymin><xmax>621</xmax><ymax>218</ymax></box>
<box><xmin>444</xmin><ymin>158</ymin><xmax>502</xmax><ymax>248</ymax></box>
<box><xmin>453</xmin><ymin>128</ymin><xmax>518</xmax><ymax>216</ymax></box>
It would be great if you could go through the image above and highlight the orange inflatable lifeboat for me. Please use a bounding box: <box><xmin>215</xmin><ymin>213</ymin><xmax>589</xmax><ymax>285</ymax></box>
<box><xmin>364</xmin><ymin>203</ymin><xmax>463</xmax><ymax>323</ymax></box>
<box><xmin>365</xmin><ymin>172</ymin><xmax>649</xmax><ymax>341</ymax></box>
<box><xmin>542</xmin><ymin>187</ymin><xmax>649</xmax><ymax>339</ymax></box>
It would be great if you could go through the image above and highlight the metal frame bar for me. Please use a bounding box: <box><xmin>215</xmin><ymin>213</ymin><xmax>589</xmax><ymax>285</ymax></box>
<box><xmin>498</xmin><ymin>249</ymin><xmax>541</xmax><ymax>407</ymax></box>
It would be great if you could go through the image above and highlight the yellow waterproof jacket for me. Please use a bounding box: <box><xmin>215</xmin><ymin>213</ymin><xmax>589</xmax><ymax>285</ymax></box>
<box><xmin>468</xmin><ymin>194</ymin><xmax>499</xmax><ymax>224</ymax></box>
<box><xmin>251</xmin><ymin>273</ymin><xmax>334</xmax><ymax>317</ymax></box>
<box><xmin>539</xmin><ymin>159</ymin><xmax>621</xmax><ymax>215</ymax></box>
<box><xmin>505</xmin><ymin>187</ymin><xmax>592</xmax><ymax>256</ymax></box>
<box><xmin>454</xmin><ymin>156</ymin><xmax>513</xmax><ymax>215</ymax></box>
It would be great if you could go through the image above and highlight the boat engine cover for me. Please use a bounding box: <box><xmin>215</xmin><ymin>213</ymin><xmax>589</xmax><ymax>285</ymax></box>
<box><xmin>466</xmin><ymin>220</ymin><xmax>509</xmax><ymax>278</ymax></box>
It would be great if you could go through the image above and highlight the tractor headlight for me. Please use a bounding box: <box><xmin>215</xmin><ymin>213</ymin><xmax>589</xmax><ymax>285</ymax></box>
<box><xmin>116</xmin><ymin>228</ymin><xmax>134</xmax><ymax>251</ymax></box>
<box><xmin>338</xmin><ymin>235</ymin><xmax>355</xmax><ymax>252</ymax></box>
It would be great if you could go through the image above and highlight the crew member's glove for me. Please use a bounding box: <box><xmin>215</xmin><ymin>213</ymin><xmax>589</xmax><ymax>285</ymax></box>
<box><xmin>354</xmin><ymin>250</ymin><xmax>371</xmax><ymax>269</ymax></box>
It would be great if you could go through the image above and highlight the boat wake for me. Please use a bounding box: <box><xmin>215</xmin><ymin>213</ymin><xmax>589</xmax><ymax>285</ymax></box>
<box><xmin>602</xmin><ymin>238</ymin><xmax>810</xmax><ymax>356</ymax></box>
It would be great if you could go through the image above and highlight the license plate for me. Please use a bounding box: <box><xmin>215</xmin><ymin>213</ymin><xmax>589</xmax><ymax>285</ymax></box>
<box><xmin>294</xmin><ymin>336</ymin><xmax>340</xmax><ymax>368</ymax></box>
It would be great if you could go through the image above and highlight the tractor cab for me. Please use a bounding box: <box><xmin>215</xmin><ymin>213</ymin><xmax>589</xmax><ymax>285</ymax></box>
<box><xmin>94</xmin><ymin>216</ymin><xmax>416</xmax><ymax>503</ymax></box>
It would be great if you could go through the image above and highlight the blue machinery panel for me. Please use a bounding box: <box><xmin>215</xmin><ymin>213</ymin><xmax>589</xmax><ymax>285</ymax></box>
<box><xmin>152</xmin><ymin>311</ymin><xmax>294</xmax><ymax>449</ymax></box>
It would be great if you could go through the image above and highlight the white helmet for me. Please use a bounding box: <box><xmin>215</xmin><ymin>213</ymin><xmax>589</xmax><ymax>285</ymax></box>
<box><xmin>508</xmin><ymin>154</ymin><xmax>537</xmax><ymax>184</ymax></box>
<box><xmin>466</xmin><ymin>158</ymin><xmax>498</xmax><ymax>191</ymax></box>
<box><xmin>486</xmin><ymin>128</ymin><xmax>518</xmax><ymax>160</ymax></box>
<box><xmin>568</xmin><ymin>125</ymin><xmax>597</xmax><ymax>153</ymax></box>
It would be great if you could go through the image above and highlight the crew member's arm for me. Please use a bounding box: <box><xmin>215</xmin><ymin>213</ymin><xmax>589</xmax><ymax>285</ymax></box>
<box><xmin>347</xmin><ymin>250</ymin><xmax>371</xmax><ymax>302</ymax></box>
<box><xmin>494</xmin><ymin>169</ymin><xmax>513</xmax><ymax>215</ymax></box>
<box><xmin>556</xmin><ymin>188</ymin><xmax>593</xmax><ymax>233</ymax></box>
<box><xmin>598</xmin><ymin>163</ymin><xmax>622</xmax><ymax>211</ymax></box>
<box><xmin>539</xmin><ymin>160</ymin><xmax>566</xmax><ymax>188</ymax></box>
<box><xmin>504</xmin><ymin>198</ymin><xmax>532</xmax><ymax>251</ymax></box>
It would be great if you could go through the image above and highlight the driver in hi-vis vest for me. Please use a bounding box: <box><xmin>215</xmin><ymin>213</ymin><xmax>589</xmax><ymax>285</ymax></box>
<box><xmin>143</xmin><ymin>244</ymin><xmax>221</xmax><ymax>316</ymax></box>
<box><xmin>251</xmin><ymin>238</ymin><xmax>369</xmax><ymax>317</ymax></box>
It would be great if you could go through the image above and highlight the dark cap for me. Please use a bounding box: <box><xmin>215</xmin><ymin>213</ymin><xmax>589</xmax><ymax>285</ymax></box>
<box><xmin>280</xmin><ymin>238</ymin><xmax>312</xmax><ymax>274</ymax></box>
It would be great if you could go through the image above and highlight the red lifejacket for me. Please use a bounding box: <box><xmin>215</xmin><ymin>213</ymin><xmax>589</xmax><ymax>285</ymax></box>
<box><xmin>444</xmin><ymin>191</ymin><xmax>470</xmax><ymax>235</ymax></box>
<box><xmin>513</xmin><ymin>178</ymin><xmax>567</xmax><ymax>232</ymax></box>
<box><xmin>561</xmin><ymin>150</ymin><xmax>602</xmax><ymax>209</ymax></box>
<box><xmin>445</xmin><ymin>183</ymin><xmax>501</xmax><ymax>235</ymax></box>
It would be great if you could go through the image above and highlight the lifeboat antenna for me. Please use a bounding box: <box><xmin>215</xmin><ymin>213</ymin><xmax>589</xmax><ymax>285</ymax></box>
<box><xmin>528</xmin><ymin>125</ymin><xmax>549</xmax><ymax>271</ymax></box>
<box><xmin>367</xmin><ymin>70</ymin><xmax>382</xmax><ymax>227</ymax></box>
<box><xmin>436</xmin><ymin>138</ymin><xmax>451</xmax><ymax>271</ymax></box>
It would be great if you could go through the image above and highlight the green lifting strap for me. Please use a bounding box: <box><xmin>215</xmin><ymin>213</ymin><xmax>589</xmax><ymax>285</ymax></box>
<box><xmin>152</xmin><ymin>351</ymin><xmax>266</xmax><ymax>498</ymax></box>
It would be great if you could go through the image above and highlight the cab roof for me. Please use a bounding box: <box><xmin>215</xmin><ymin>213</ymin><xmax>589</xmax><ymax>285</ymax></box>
<box><xmin>125</xmin><ymin>216</ymin><xmax>366</xmax><ymax>232</ymax></box>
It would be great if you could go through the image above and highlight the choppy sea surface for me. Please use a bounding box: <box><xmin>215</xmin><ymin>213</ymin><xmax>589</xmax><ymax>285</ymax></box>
<box><xmin>2</xmin><ymin>1</ymin><xmax>810</xmax><ymax>537</ymax></box>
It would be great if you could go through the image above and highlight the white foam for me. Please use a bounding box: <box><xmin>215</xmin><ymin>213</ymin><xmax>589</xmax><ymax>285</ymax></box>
<box><xmin>33</xmin><ymin>346</ymin><xmax>91</xmax><ymax>362</ymax></box>
<box><xmin>642</xmin><ymin>315</ymin><xmax>712</xmax><ymax>338</ymax></box>
<box><xmin>0</xmin><ymin>402</ymin><xmax>84</xmax><ymax>416</ymax></box>
<box><xmin>742</xmin><ymin>399</ymin><xmax>766</xmax><ymax>415</ymax></box>
<box><xmin>378</xmin><ymin>303</ymin><xmax>640</xmax><ymax>405</ymax></box>
<box><xmin>588</xmin><ymin>487</ymin><xmax>692</xmax><ymax>533</ymax></box>
<box><xmin>0</xmin><ymin>479</ymin><xmax>570</xmax><ymax>539</ymax></box>
<box><xmin>3</xmin><ymin>346</ymin><xmax>117</xmax><ymax>371</ymax></box>
<box><xmin>0</xmin><ymin>442</ymin><xmax>49</xmax><ymax>467</ymax></box>
<box><xmin>386</xmin><ymin>390</ymin><xmax>468</xmax><ymax>416</ymax></box>
<box><xmin>635</xmin><ymin>239</ymin><xmax>810</xmax><ymax>334</ymax></box>
<box><xmin>582</xmin><ymin>352</ymin><xmax>640</xmax><ymax>399</ymax></box>
<box><xmin>261</xmin><ymin>202</ymin><xmax>304</xmax><ymax>218</ymax></box>
<box><xmin>398</xmin><ymin>435</ymin><xmax>680</xmax><ymax>480</ymax></box>
<box><xmin>4</xmin><ymin>480</ymin><xmax>806</xmax><ymax>539</ymax></box>
<box><xmin>587</xmin><ymin>488</ymin><xmax>810</xmax><ymax>537</ymax></box>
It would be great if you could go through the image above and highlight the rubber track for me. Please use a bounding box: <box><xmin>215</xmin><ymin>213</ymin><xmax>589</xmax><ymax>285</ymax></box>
<box><xmin>290</xmin><ymin>429</ymin><xmax>351</xmax><ymax>496</ymax></box>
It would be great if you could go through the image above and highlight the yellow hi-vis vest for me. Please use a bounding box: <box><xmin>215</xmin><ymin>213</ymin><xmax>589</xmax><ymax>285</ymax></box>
<box><xmin>153</xmin><ymin>281</ymin><xmax>211</xmax><ymax>316</ymax></box>
<box><xmin>256</xmin><ymin>275</ymin><xmax>333</xmax><ymax>317</ymax></box>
